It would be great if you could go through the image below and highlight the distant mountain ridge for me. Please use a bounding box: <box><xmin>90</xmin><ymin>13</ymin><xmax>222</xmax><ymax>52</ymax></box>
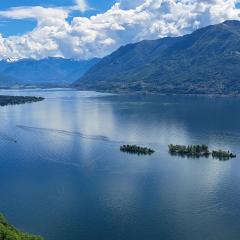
<box><xmin>74</xmin><ymin>20</ymin><xmax>240</xmax><ymax>95</ymax></box>
<box><xmin>0</xmin><ymin>57</ymin><xmax>99</xmax><ymax>88</ymax></box>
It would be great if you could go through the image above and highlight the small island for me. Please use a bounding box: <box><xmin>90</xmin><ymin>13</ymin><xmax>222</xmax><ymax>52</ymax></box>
<box><xmin>0</xmin><ymin>214</ymin><xmax>43</xmax><ymax>240</ymax></box>
<box><xmin>212</xmin><ymin>150</ymin><xmax>236</xmax><ymax>160</ymax></box>
<box><xmin>0</xmin><ymin>95</ymin><xmax>44</xmax><ymax>107</ymax></box>
<box><xmin>120</xmin><ymin>145</ymin><xmax>155</xmax><ymax>155</ymax></box>
<box><xmin>168</xmin><ymin>144</ymin><xmax>210</xmax><ymax>157</ymax></box>
<box><xmin>169</xmin><ymin>144</ymin><xmax>236</xmax><ymax>160</ymax></box>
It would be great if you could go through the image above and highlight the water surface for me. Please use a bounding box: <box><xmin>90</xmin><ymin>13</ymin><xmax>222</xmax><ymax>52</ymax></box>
<box><xmin>0</xmin><ymin>89</ymin><xmax>240</xmax><ymax>240</ymax></box>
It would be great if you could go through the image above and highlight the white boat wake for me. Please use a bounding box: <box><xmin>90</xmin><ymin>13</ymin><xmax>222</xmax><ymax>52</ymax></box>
<box><xmin>16</xmin><ymin>125</ymin><xmax>116</xmax><ymax>143</ymax></box>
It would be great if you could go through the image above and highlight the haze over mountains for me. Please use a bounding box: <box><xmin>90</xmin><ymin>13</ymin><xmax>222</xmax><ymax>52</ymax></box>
<box><xmin>0</xmin><ymin>58</ymin><xmax>99</xmax><ymax>88</ymax></box>
<box><xmin>74</xmin><ymin>20</ymin><xmax>240</xmax><ymax>95</ymax></box>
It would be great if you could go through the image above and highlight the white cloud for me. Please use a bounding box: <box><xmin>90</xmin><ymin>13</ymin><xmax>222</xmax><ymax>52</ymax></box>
<box><xmin>0</xmin><ymin>0</ymin><xmax>240</xmax><ymax>61</ymax></box>
<box><xmin>0</xmin><ymin>6</ymin><xmax>69</xmax><ymax>27</ymax></box>
<box><xmin>75</xmin><ymin>0</ymin><xmax>89</xmax><ymax>12</ymax></box>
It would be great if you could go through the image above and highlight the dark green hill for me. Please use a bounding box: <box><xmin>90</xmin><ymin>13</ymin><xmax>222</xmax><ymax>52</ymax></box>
<box><xmin>74</xmin><ymin>20</ymin><xmax>240</xmax><ymax>95</ymax></box>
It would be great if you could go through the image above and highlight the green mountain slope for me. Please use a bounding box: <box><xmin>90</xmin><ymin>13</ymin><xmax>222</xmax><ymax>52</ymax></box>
<box><xmin>74</xmin><ymin>20</ymin><xmax>240</xmax><ymax>94</ymax></box>
<box><xmin>0</xmin><ymin>214</ymin><xmax>43</xmax><ymax>240</ymax></box>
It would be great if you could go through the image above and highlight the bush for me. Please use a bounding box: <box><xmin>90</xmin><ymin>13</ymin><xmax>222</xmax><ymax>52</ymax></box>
<box><xmin>0</xmin><ymin>214</ymin><xmax>43</xmax><ymax>240</ymax></box>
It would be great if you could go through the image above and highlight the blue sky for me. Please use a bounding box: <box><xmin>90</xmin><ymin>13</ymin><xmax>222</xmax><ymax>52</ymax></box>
<box><xmin>0</xmin><ymin>0</ymin><xmax>115</xmax><ymax>12</ymax></box>
<box><xmin>0</xmin><ymin>0</ymin><xmax>116</xmax><ymax>36</ymax></box>
<box><xmin>0</xmin><ymin>0</ymin><xmax>239</xmax><ymax>61</ymax></box>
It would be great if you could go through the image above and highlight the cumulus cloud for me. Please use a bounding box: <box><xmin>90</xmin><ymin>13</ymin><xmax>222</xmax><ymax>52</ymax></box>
<box><xmin>0</xmin><ymin>0</ymin><xmax>240</xmax><ymax>61</ymax></box>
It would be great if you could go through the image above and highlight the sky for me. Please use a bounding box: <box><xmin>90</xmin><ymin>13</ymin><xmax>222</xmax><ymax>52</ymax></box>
<box><xmin>0</xmin><ymin>0</ymin><xmax>240</xmax><ymax>61</ymax></box>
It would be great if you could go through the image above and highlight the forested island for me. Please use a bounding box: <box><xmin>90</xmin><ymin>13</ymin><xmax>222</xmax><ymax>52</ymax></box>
<box><xmin>168</xmin><ymin>144</ymin><xmax>210</xmax><ymax>157</ymax></box>
<box><xmin>0</xmin><ymin>95</ymin><xmax>44</xmax><ymax>106</ymax></box>
<box><xmin>169</xmin><ymin>144</ymin><xmax>236</xmax><ymax>160</ymax></box>
<box><xmin>212</xmin><ymin>150</ymin><xmax>236</xmax><ymax>160</ymax></box>
<box><xmin>120</xmin><ymin>145</ymin><xmax>155</xmax><ymax>155</ymax></box>
<box><xmin>0</xmin><ymin>214</ymin><xmax>43</xmax><ymax>240</ymax></box>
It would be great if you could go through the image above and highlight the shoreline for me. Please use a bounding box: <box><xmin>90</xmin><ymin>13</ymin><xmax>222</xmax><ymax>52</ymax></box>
<box><xmin>1</xmin><ymin>86</ymin><xmax>240</xmax><ymax>98</ymax></box>
<box><xmin>0</xmin><ymin>95</ymin><xmax>44</xmax><ymax>107</ymax></box>
<box><xmin>75</xmin><ymin>90</ymin><xmax>240</xmax><ymax>98</ymax></box>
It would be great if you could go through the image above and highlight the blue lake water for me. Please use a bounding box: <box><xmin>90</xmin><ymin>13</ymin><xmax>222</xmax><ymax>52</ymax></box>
<box><xmin>0</xmin><ymin>89</ymin><xmax>240</xmax><ymax>240</ymax></box>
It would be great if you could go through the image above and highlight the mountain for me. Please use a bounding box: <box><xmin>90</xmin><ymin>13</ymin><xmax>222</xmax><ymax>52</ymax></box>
<box><xmin>0</xmin><ymin>74</ymin><xmax>20</xmax><ymax>87</ymax></box>
<box><xmin>74</xmin><ymin>20</ymin><xmax>240</xmax><ymax>95</ymax></box>
<box><xmin>0</xmin><ymin>57</ymin><xmax>99</xmax><ymax>88</ymax></box>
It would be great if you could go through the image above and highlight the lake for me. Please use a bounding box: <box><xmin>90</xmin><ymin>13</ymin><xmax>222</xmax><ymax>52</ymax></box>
<box><xmin>0</xmin><ymin>89</ymin><xmax>240</xmax><ymax>240</ymax></box>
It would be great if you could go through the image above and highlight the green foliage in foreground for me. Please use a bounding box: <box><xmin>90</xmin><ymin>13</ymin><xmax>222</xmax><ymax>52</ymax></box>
<box><xmin>120</xmin><ymin>145</ymin><xmax>155</xmax><ymax>155</ymax></box>
<box><xmin>0</xmin><ymin>214</ymin><xmax>43</xmax><ymax>240</ymax></box>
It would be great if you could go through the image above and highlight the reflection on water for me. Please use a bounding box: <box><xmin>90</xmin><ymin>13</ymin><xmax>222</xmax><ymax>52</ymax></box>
<box><xmin>0</xmin><ymin>131</ymin><xmax>17</xmax><ymax>143</ymax></box>
<box><xmin>0</xmin><ymin>89</ymin><xmax>240</xmax><ymax>240</ymax></box>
